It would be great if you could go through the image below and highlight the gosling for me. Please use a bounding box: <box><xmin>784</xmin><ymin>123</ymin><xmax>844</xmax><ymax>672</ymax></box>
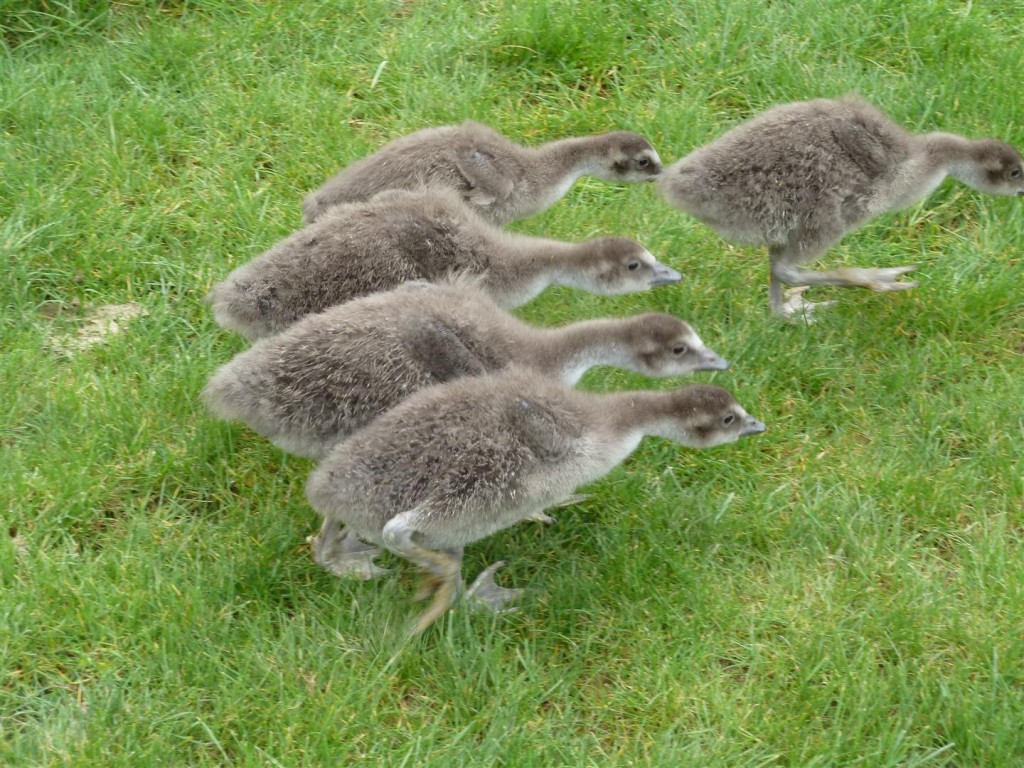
<box><xmin>306</xmin><ymin>369</ymin><xmax>765</xmax><ymax>635</ymax></box>
<box><xmin>658</xmin><ymin>96</ymin><xmax>1024</xmax><ymax>317</ymax></box>
<box><xmin>208</xmin><ymin>188</ymin><xmax>681</xmax><ymax>340</ymax></box>
<box><xmin>303</xmin><ymin>121</ymin><xmax>663</xmax><ymax>225</ymax></box>
<box><xmin>204</xmin><ymin>278</ymin><xmax>729</xmax><ymax>460</ymax></box>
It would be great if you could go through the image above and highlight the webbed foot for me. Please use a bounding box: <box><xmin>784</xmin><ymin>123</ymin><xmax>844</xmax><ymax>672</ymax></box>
<box><xmin>309</xmin><ymin>525</ymin><xmax>390</xmax><ymax>581</ymax></box>
<box><xmin>850</xmin><ymin>264</ymin><xmax>918</xmax><ymax>292</ymax></box>
<box><xmin>464</xmin><ymin>561</ymin><xmax>525</xmax><ymax>612</ymax></box>
<box><xmin>780</xmin><ymin>286</ymin><xmax>838</xmax><ymax>323</ymax></box>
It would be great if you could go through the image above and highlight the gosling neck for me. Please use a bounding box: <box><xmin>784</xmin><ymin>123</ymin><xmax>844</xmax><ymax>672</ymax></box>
<box><xmin>922</xmin><ymin>132</ymin><xmax>983</xmax><ymax>183</ymax></box>
<box><xmin>597</xmin><ymin>389</ymin><xmax>680</xmax><ymax>440</ymax></box>
<box><xmin>527</xmin><ymin>318</ymin><xmax>643</xmax><ymax>385</ymax></box>
<box><xmin>875</xmin><ymin>131</ymin><xmax>975</xmax><ymax>210</ymax></box>
<box><xmin>531</xmin><ymin>135</ymin><xmax>610</xmax><ymax>183</ymax></box>
<box><xmin>483</xmin><ymin>236</ymin><xmax>591</xmax><ymax>308</ymax></box>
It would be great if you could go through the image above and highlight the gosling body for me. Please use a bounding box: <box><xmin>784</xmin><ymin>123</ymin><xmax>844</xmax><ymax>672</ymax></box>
<box><xmin>303</xmin><ymin>121</ymin><xmax>663</xmax><ymax>225</ymax></box>
<box><xmin>659</xmin><ymin>96</ymin><xmax>1024</xmax><ymax>317</ymax></box>
<box><xmin>209</xmin><ymin>189</ymin><xmax>680</xmax><ymax>340</ymax></box>
<box><xmin>306</xmin><ymin>369</ymin><xmax>765</xmax><ymax>635</ymax></box>
<box><xmin>204</xmin><ymin>279</ymin><xmax>729</xmax><ymax>460</ymax></box>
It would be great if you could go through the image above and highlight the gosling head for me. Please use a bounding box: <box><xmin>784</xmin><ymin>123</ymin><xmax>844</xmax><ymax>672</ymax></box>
<box><xmin>571</xmin><ymin>238</ymin><xmax>682</xmax><ymax>296</ymax></box>
<box><xmin>955</xmin><ymin>139</ymin><xmax>1024</xmax><ymax>196</ymax></box>
<box><xmin>593</xmin><ymin>132</ymin><xmax>664</xmax><ymax>182</ymax></box>
<box><xmin>656</xmin><ymin>384</ymin><xmax>765</xmax><ymax>448</ymax></box>
<box><xmin>621</xmin><ymin>314</ymin><xmax>730</xmax><ymax>376</ymax></box>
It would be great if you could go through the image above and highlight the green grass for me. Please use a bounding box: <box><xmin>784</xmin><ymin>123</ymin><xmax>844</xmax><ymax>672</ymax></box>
<box><xmin>2</xmin><ymin>1</ymin><xmax>1023</xmax><ymax>765</ymax></box>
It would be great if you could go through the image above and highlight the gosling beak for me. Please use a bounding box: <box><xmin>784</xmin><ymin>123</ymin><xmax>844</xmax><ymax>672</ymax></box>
<box><xmin>695</xmin><ymin>348</ymin><xmax>730</xmax><ymax>371</ymax></box>
<box><xmin>650</xmin><ymin>263</ymin><xmax>683</xmax><ymax>286</ymax></box>
<box><xmin>645</xmin><ymin>162</ymin><xmax>664</xmax><ymax>178</ymax></box>
<box><xmin>741</xmin><ymin>417</ymin><xmax>766</xmax><ymax>436</ymax></box>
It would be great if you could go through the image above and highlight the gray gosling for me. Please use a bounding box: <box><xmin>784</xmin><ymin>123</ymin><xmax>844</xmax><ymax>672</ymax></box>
<box><xmin>204</xmin><ymin>278</ymin><xmax>728</xmax><ymax>460</ymax></box>
<box><xmin>305</xmin><ymin>369</ymin><xmax>766</xmax><ymax>636</ymax></box>
<box><xmin>207</xmin><ymin>280</ymin><xmax>727</xmax><ymax>581</ymax></box>
<box><xmin>658</xmin><ymin>96</ymin><xmax>1024</xmax><ymax>318</ymax></box>
<box><xmin>208</xmin><ymin>188</ymin><xmax>681</xmax><ymax>340</ymax></box>
<box><xmin>303</xmin><ymin>120</ymin><xmax>663</xmax><ymax>225</ymax></box>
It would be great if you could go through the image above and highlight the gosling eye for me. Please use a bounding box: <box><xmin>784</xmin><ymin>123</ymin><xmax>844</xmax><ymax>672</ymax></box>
<box><xmin>637</xmin><ymin>157</ymin><xmax>650</xmax><ymax>168</ymax></box>
<box><xmin>672</xmin><ymin>345</ymin><xmax>687</xmax><ymax>355</ymax></box>
<box><xmin>627</xmin><ymin>261</ymin><xmax>641</xmax><ymax>271</ymax></box>
<box><xmin>1011</xmin><ymin>167</ymin><xmax>1022</xmax><ymax>178</ymax></box>
<box><xmin>723</xmin><ymin>414</ymin><xmax>735</xmax><ymax>426</ymax></box>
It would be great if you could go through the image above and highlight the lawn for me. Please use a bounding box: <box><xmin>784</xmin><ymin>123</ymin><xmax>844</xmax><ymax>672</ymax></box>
<box><xmin>2</xmin><ymin>1</ymin><xmax>1022</xmax><ymax>765</ymax></box>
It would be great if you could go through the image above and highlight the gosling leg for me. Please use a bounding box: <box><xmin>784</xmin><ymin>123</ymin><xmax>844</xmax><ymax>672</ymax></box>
<box><xmin>382</xmin><ymin>510</ymin><xmax>462</xmax><ymax>636</ymax></box>
<box><xmin>525</xmin><ymin>493</ymin><xmax>592</xmax><ymax>525</ymax></box>
<box><xmin>771</xmin><ymin>259</ymin><xmax>917</xmax><ymax>318</ymax></box>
